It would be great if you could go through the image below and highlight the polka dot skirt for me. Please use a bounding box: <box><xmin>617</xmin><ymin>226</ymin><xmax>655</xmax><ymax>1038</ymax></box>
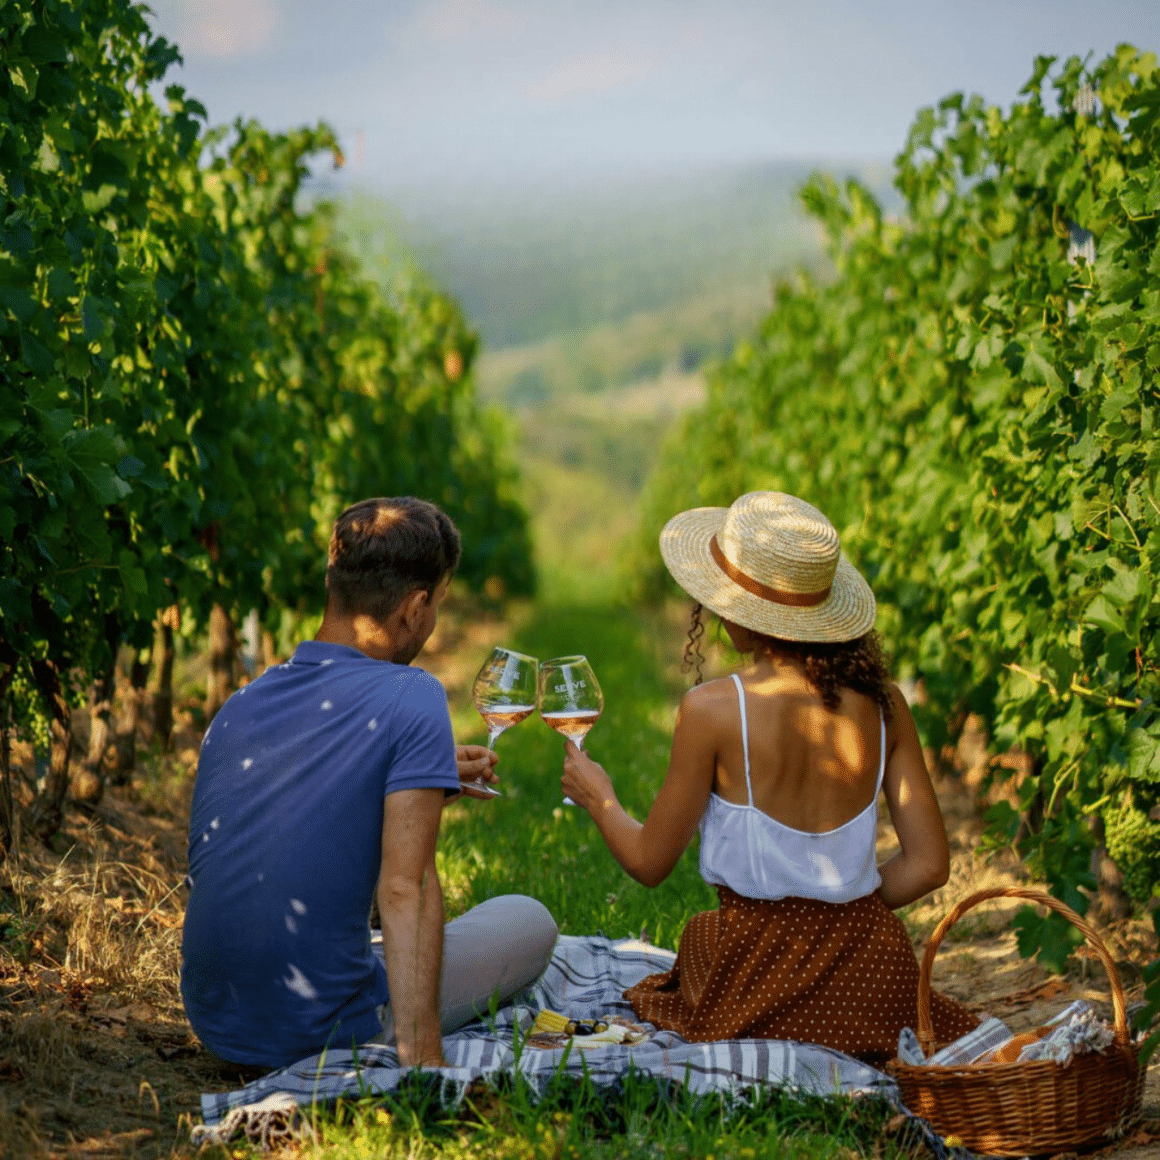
<box><xmin>625</xmin><ymin>887</ymin><xmax>978</xmax><ymax>1067</ymax></box>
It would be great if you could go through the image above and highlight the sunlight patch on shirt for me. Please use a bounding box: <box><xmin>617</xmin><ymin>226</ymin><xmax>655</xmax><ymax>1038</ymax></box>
<box><xmin>284</xmin><ymin>915</ymin><xmax>298</xmax><ymax>934</ymax></box>
<box><xmin>282</xmin><ymin>964</ymin><xmax>317</xmax><ymax>1000</ymax></box>
<box><xmin>807</xmin><ymin>851</ymin><xmax>844</xmax><ymax>888</ymax></box>
<box><xmin>320</xmin><ymin>700</ymin><xmax>333</xmax><ymax>711</ymax></box>
<box><xmin>367</xmin><ymin>718</ymin><xmax>378</xmax><ymax>731</ymax></box>
<box><xmin>290</xmin><ymin>898</ymin><xmax>307</xmax><ymax>915</ymax></box>
<box><xmin>242</xmin><ymin>758</ymin><xmax>253</xmax><ymax>770</ymax></box>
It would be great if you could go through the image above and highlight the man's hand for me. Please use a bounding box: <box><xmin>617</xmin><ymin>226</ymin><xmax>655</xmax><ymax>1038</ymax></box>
<box><xmin>454</xmin><ymin>744</ymin><xmax>499</xmax><ymax>799</ymax></box>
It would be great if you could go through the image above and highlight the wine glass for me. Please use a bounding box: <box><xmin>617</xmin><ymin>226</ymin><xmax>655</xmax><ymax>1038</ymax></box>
<box><xmin>539</xmin><ymin>656</ymin><xmax>603</xmax><ymax>804</ymax></box>
<box><xmin>470</xmin><ymin>647</ymin><xmax>539</xmax><ymax>797</ymax></box>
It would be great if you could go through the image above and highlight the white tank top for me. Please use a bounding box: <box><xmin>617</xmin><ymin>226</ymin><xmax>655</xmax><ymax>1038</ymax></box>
<box><xmin>698</xmin><ymin>674</ymin><xmax>885</xmax><ymax>904</ymax></box>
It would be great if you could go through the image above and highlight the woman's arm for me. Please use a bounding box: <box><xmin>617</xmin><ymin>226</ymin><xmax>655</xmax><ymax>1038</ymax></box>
<box><xmin>561</xmin><ymin>688</ymin><xmax>718</xmax><ymax>887</ymax></box>
<box><xmin>878</xmin><ymin>684</ymin><xmax>951</xmax><ymax>909</ymax></box>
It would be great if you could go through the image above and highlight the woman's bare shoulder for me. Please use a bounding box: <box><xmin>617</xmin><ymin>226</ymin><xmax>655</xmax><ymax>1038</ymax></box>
<box><xmin>682</xmin><ymin>675</ymin><xmax>738</xmax><ymax>700</ymax></box>
<box><xmin>887</xmin><ymin>681</ymin><xmax>910</xmax><ymax>706</ymax></box>
<box><xmin>678</xmin><ymin>676</ymin><xmax>738</xmax><ymax>718</ymax></box>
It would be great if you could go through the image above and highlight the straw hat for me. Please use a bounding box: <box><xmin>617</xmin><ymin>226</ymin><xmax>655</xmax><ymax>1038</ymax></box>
<box><xmin>659</xmin><ymin>492</ymin><xmax>876</xmax><ymax>643</ymax></box>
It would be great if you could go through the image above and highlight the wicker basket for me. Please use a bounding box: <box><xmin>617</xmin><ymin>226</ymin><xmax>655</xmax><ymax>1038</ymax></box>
<box><xmin>888</xmin><ymin>886</ymin><xmax>1146</xmax><ymax>1156</ymax></box>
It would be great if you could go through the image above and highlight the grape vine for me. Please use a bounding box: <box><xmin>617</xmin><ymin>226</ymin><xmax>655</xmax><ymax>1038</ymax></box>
<box><xmin>0</xmin><ymin>0</ymin><xmax>531</xmax><ymax>840</ymax></box>
<box><xmin>641</xmin><ymin>48</ymin><xmax>1159</xmax><ymax>1022</ymax></box>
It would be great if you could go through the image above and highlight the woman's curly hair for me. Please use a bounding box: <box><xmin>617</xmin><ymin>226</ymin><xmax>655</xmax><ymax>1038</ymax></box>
<box><xmin>682</xmin><ymin>602</ymin><xmax>708</xmax><ymax>682</ymax></box>
<box><xmin>683</xmin><ymin>602</ymin><xmax>894</xmax><ymax>721</ymax></box>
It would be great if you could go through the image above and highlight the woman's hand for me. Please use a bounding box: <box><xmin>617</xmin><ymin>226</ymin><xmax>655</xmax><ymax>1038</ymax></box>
<box><xmin>562</xmin><ymin>740</ymin><xmax>615</xmax><ymax>815</ymax></box>
<box><xmin>454</xmin><ymin>744</ymin><xmax>499</xmax><ymax>800</ymax></box>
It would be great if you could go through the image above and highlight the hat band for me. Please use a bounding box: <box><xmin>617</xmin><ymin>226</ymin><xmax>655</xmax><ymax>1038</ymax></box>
<box><xmin>709</xmin><ymin>535</ymin><xmax>832</xmax><ymax>608</ymax></box>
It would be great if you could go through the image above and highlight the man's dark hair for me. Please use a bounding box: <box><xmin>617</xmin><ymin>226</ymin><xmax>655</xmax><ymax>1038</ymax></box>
<box><xmin>326</xmin><ymin>497</ymin><xmax>461</xmax><ymax>622</ymax></box>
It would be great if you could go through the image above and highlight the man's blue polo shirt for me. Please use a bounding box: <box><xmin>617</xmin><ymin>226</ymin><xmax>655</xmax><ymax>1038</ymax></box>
<box><xmin>180</xmin><ymin>641</ymin><xmax>460</xmax><ymax>1068</ymax></box>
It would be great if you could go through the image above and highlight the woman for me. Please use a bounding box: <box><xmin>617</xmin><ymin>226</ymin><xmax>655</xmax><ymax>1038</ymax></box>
<box><xmin>562</xmin><ymin>491</ymin><xmax>976</xmax><ymax>1065</ymax></box>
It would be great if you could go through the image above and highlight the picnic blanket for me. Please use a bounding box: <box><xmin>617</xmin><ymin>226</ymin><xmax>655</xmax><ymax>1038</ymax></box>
<box><xmin>197</xmin><ymin>935</ymin><xmax>961</xmax><ymax>1155</ymax></box>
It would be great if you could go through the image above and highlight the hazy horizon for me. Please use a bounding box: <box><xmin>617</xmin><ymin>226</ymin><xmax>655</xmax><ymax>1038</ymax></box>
<box><xmin>147</xmin><ymin>2</ymin><xmax>1158</xmax><ymax>202</ymax></box>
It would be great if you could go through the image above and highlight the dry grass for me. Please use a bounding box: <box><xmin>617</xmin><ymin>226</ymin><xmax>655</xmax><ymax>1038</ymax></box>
<box><xmin>0</xmin><ymin>1099</ymin><xmax>49</xmax><ymax>1159</ymax></box>
<box><xmin>0</xmin><ymin>720</ymin><xmax>217</xmax><ymax>1159</ymax></box>
<box><xmin>1</xmin><ymin>815</ymin><xmax>187</xmax><ymax>1016</ymax></box>
<box><xmin>7</xmin><ymin>1012</ymin><xmax>77</xmax><ymax>1089</ymax></box>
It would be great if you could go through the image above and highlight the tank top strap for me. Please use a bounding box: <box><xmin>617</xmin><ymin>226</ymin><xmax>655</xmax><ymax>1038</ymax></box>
<box><xmin>875</xmin><ymin>706</ymin><xmax>886</xmax><ymax>794</ymax></box>
<box><xmin>729</xmin><ymin>673</ymin><xmax>754</xmax><ymax>806</ymax></box>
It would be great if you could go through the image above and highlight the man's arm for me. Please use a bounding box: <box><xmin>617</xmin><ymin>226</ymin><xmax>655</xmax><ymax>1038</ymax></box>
<box><xmin>378</xmin><ymin>787</ymin><xmax>446</xmax><ymax>1067</ymax></box>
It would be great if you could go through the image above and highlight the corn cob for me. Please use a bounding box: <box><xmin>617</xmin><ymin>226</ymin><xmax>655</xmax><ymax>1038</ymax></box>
<box><xmin>530</xmin><ymin>1009</ymin><xmax>571</xmax><ymax>1035</ymax></box>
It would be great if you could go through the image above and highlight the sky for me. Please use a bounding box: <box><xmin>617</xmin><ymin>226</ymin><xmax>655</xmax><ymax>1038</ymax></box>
<box><xmin>145</xmin><ymin>0</ymin><xmax>1158</xmax><ymax>200</ymax></box>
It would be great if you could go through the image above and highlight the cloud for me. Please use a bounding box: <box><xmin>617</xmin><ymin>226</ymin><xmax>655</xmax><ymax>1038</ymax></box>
<box><xmin>524</xmin><ymin>44</ymin><xmax>665</xmax><ymax>102</ymax></box>
<box><xmin>414</xmin><ymin>0</ymin><xmax>520</xmax><ymax>43</ymax></box>
<box><xmin>162</xmin><ymin>0</ymin><xmax>279</xmax><ymax>59</ymax></box>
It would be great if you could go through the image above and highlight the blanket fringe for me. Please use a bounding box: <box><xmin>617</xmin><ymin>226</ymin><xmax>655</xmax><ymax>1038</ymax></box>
<box><xmin>190</xmin><ymin>1092</ymin><xmax>312</xmax><ymax>1150</ymax></box>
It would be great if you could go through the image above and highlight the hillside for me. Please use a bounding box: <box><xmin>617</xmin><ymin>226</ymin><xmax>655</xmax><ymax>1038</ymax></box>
<box><xmin>337</xmin><ymin>159</ymin><xmax>855</xmax><ymax>347</ymax></box>
<box><xmin>335</xmin><ymin>158</ymin><xmax>892</xmax><ymax>595</ymax></box>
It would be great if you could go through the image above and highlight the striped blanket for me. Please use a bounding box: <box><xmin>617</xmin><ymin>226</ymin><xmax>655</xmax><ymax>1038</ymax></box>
<box><xmin>198</xmin><ymin>935</ymin><xmax>955</xmax><ymax>1154</ymax></box>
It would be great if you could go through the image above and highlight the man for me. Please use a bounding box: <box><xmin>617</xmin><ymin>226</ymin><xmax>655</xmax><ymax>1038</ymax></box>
<box><xmin>181</xmin><ymin>497</ymin><xmax>557</xmax><ymax>1070</ymax></box>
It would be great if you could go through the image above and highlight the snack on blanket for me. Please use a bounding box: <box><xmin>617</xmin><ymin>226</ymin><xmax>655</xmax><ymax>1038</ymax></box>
<box><xmin>526</xmin><ymin>1010</ymin><xmax>649</xmax><ymax>1049</ymax></box>
<box><xmin>569</xmin><ymin>1021</ymin><xmax>648</xmax><ymax>1049</ymax></box>
<box><xmin>530</xmin><ymin>1009</ymin><xmax>609</xmax><ymax>1036</ymax></box>
<box><xmin>566</xmin><ymin>1018</ymin><xmax>609</xmax><ymax>1036</ymax></box>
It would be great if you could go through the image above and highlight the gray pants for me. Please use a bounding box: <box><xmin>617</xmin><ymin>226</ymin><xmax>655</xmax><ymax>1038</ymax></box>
<box><xmin>372</xmin><ymin>894</ymin><xmax>557</xmax><ymax>1041</ymax></box>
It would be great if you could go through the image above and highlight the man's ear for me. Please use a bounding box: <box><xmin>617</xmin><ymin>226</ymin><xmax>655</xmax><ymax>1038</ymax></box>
<box><xmin>398</xmin><ymin>586</ymin><xmax>430</xmax><ymax>630</ymax></box>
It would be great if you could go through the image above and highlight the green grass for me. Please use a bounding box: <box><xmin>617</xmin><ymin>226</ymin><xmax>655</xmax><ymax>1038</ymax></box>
<box><xmin>512</xmin><ymin>433</ymin><xmax>669</xmax><ymax>608</ymax></box>
<box><xmin>297</xmin><ymin>1072</ymin><xmax>923</xmax><ymax>1159</ymax></box>
<box><xmin>438</xmin><ymin>600</ymin><xmax>713</xmax><ymax>947</ymax></box>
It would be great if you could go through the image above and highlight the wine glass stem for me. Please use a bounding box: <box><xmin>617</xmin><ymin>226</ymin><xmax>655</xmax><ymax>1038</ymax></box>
<box><xmin>487</xmin><ymin>728</ymin><xmax>502</xmax><ymax>749</ymax></box>
<box><xmin>562</xmin><ymin>734</ymin><xmax>582</xmax><ymax>805</ymax></box>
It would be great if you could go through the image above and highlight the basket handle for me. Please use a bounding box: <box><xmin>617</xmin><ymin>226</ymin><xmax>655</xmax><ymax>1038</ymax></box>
<box><xmin>915</xmin><ymin>886</ymin><xmax>1129</xmax><ymax>1056</ymax></box>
